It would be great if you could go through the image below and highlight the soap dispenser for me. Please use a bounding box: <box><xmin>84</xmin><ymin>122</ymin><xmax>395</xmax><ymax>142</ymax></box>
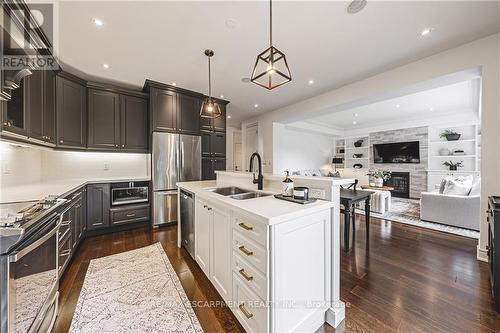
<box><xmin>282</xmin><ymin>171</ymin><xmax>294</xmax><ymax>197</ymax></box>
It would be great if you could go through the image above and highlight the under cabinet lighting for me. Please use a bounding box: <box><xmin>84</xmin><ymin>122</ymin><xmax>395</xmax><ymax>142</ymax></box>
<box><xmin>420</xmin><ymin>28</ymin><xmax>433</xmax><ymax>37</ymax></box>
<box><xmin>93</xmin><ymin>18</ymin><xmax>104</xmax><ymax>27</ymax></box>
<box><xmin>102</xmin><ymin>63</ymin><xmax>110</xmax><ymax>69</ymax></box>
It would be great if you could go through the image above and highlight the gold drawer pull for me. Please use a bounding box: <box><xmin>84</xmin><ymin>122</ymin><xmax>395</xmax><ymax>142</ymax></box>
<box><xmin>239</xmin><ymin>245</ymin><xmax>253</xmax><ymax>256</ymax></box>
<box><xmin>239</xmin><ymin>268</ymin><xmax>253</xmax><ymax>281</ymax></box>
<box><xmin>239</xmin><ymin>303</ymin><xmax>254</xmax><ymax>319</ymax></box>
<box><xmin>126</xmin><ymin>213</ymin><xmax>136</xmax><ymax>217</ymax></box>
<box><xmin>238</xmin><ymin>222</ymin><xmax>253</xmax><ymax>231</ymax></box>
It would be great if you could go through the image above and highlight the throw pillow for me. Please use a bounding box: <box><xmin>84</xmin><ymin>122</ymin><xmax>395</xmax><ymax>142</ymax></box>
<box><xmin>443</xmin><ymin>176</ymin><xmax>473</xmax><ymax>196</ymax></box>
<box><xmin>469</xmin><ymin>178</ymin><xmax>481</xmax><ymax>196</ymax></box>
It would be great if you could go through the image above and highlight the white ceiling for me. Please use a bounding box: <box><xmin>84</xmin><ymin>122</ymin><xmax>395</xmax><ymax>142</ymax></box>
<box><xmin>56</xmin><ymin>1</ymin><xmax>500</xmax><ymax>124</ymax></box>
<box><xmin>302</xmin><ymin>79</ymin><xmax>479</xmax><ymax>131</ymax></box>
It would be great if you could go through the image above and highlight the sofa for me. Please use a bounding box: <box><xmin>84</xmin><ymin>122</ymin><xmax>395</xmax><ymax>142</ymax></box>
<box><xmin>420</xmin><ymin>176</ymin><xmax>480</xmax><ymax>230</ymax></box>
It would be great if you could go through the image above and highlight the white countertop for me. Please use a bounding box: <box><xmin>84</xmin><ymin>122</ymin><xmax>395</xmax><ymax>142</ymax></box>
<box><xmin>177</xmin><ymin>180</ymin><xmax>335</xmax><ymax>225</ymax></box>
<box><xmin>0</xmin><ymin>176</ymin><xmax>151</xmax><ymax>204</ymax></box>
<box><xmin>215</xmin><ymin>170</ymin><xmax>355</xmax><ymax>186</ymax></box>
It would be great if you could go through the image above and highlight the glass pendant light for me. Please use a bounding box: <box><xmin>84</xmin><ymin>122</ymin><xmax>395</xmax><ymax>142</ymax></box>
<box><xmin>200</xmin><ymin>49</ymin><xmax>221</xmax><ymax>118</ymax></box>
<box><xmin>251</xmin><ymin>0</ymin><xmax>291</xmax><ymax>90</ymax></box>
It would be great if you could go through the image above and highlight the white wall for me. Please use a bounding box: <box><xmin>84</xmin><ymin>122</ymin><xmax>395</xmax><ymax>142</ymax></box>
<box><xmin>242</xmin><ymin>33</ymin><xmax>500</xmax><ymax>261</ymax></box>
<box><xmin>0</xmin><ymin>141</ymin><xmax>150</xmax><ymax>188</ymax></box>
<box><xmin>273</xmin><ymin>124</ymin><xmax>335</xmax><ymax>174</ymax></box>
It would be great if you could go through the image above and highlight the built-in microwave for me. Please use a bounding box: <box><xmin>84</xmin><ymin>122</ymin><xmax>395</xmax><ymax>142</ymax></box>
<box><xmin>111</xmin><ymin>181</ymin><xmax>149</xmax><ymax>206</ymax></box>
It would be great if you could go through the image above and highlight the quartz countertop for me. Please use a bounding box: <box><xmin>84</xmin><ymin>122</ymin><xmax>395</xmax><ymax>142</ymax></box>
<box><xmin>214</xmin><ymin>170</ymin><xmax>355</xmax><ymax>186</ymax></box>
<box><xmin>0</xmin><ymin>176</ymin><xmax>151</xmax><ymax>204</ymax></box>
<box><xmin>177</xmin><ymin>180</ymin><xmax>335</xmax><ymax>225</ymax></box>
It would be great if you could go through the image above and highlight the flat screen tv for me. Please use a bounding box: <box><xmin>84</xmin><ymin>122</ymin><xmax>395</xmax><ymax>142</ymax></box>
<box><xmin>373</xmin><ymin>141</ymin><xmax>420</xmax><ymax>164</ymax></box>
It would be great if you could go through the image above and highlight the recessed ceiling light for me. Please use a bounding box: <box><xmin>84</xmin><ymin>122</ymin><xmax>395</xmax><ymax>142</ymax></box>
<box><xmin>429</xmin><ymin>107</ymin><xmax>434</xmax><ymax>111</ymax></box>
<box><xmin>354</xmin><ymin>113</ymin><xmax>358</xmax><ymax>117</ymax></box>
<box><xmin>353</xmin><ymin>120</ymin><xmax>357</xmax><ymax>125</ymax></box>
<box><xmin>220</xmin><ymin>95</ymin><xmax>224</xmax><ymax>98</ymax></box>
<box><xmin>241</xmin><ymin>77</ymin><xmax>250</xmax><ymax>83</ymax></box>
<box><xmin>420</xmin><ymin>28</ymin><xmax>434</xmax><ymax>37</ymax></box>
<box><xmin>254</xmin><ymin>104</ymin><xmax>259</xmax><ymax>108</ymax></box>
<box><xmin>92</xmin><ymin>18</ymin><xmax>104</xmax><ymax>27</ymax></box>
<box><xmin>396</xmin><ymin>104</ymin><xmax>401</xmax><ymax>108</ymax></box>
<box><xmin>102</xmin><ymin>63</ymin><xmax>110</xmax><ymax>69</ymax></box>
<box><xmin>346</xmin><ymin>0</ymin><xmax>367</xmax><ymax>14</ymax></box>
<box><xmin>172</xmin><ymin>82</ymin><xmax>177</xmax><ymax>86</ymax></box>
<box><xmin>308</xmin><ymin>79</ymin><xmax>314</xmax><ymax>85</ymax></box>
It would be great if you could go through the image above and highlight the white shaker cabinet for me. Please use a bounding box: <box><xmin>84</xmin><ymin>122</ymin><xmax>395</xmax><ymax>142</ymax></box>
<box><xmin>195</xmin><ymin>199</ymin><xmax>232</xmax><ymax>302</ymax></box>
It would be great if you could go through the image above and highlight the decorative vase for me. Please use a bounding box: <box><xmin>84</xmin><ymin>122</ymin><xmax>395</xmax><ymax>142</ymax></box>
<box><xmin>375</xmin><ymin>178</ymin><xmax>384</xmax><ymax>187</ymax></box>
<box><xmin>445</xmin><ymin>134</ymin><xmax>461</xmax><ymax>141</ymax></box>
<box><xmin>354</xmin><ymin>139</ymin><xmax>364</xmax><ymax>147</ymax></box>
<box><xmin>439</xmin><ymin>148</ymin><xmax>451</xmax><ymax>156</ymax></box>
<box><xmin>369</xmin><ymin>179</ymin><xmax>376</xmax><ymax>187</ymax></box>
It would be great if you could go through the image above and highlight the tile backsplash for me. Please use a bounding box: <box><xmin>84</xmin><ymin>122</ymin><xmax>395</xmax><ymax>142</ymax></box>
<box><xmin>0</xmin><ymin>141</ymin><xmax>150</xmax><ymax>188</ymax></box>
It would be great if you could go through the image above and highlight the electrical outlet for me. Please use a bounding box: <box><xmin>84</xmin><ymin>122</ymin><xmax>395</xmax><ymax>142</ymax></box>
<box><xmin>104</xmin><ymin>163</ymin><xmax>110</xmax><ymax>171</ymax></box>
<box><xmin>309</xmin><ymin>188</ymin><xmax>326</xmax><ymax>199</ymax></box>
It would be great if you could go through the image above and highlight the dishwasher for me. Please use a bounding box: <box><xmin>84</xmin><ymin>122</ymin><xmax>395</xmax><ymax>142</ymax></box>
<box><xmin>180</xmin><ymin>189</ymin><xmax>195</xmax><ymax>258</ymax></box>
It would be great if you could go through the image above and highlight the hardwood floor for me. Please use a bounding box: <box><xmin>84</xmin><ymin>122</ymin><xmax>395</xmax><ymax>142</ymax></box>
<box><xmin>53</xmin><ymin>216</ymin><xmax>499</xmax><ymax>333</ymax></box>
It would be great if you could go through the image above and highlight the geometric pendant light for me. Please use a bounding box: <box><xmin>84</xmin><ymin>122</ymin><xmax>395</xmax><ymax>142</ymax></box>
<box><xmin>200</xmin><ymin>49</ymin><xmax>222</xmax><ymax>118</ymax></box>
<box><xmin>250</xmin><ymin>0</ymin><xmax>292</xmax><ymax>90</ymax></box>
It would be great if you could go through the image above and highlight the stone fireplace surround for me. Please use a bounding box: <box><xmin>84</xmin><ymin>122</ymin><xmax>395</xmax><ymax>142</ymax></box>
<box><xmin>369</xmin><ymin>126</ymin><xmax>428</xmax><ymax>199</ymax></box>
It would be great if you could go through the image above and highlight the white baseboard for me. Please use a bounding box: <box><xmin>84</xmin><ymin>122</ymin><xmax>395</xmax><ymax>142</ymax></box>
<box><xmin>477</xmin><ymin>245</ymin><xmax>488</xmax><ymax>262</ymax></box>
<box><xmin>325</xmin><ymin>302</ymin><xmax>346</xmax><ymax>328</ymax></box>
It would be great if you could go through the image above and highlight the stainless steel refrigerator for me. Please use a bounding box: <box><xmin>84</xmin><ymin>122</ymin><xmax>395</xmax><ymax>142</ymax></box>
<box><xmin>152</xmin><ymin>132</ymin><xmax>201</xmax><ymax>227</ymax></box>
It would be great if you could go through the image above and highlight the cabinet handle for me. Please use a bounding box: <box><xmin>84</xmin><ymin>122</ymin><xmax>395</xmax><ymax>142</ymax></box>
<box><xmin>238</xmin><ymin>245</ymin><xmax>253</xmax><ymax>256</ymax></box>
<box><xmin>239</xmin><ymin>268</ymin><xmax>253</xmax><ymax>281</ymax></box>
<box><xmin>60</xmin><ymin>220</ymin><xmax>71</xmax><ymax>226</ymax></box>
<box><xmin>207</xmin><ymin>207</ymin><xmax>212</xmax><ymax>211</ymax></box>
<box><xmin>126</xmin><ymin>213</ymin><xmax>136</xmax><ymax>217</ymax></box>
<box><xmin>238</xmin><ymin>303</ymin><xmax>254</xmax><ymax>319</ymax></box>
<box><xmin>122</xmin><ymin>145</ymin><xmax>125</xmax><ymax>147</ymax></box>
<box><xmin>60</xmin><ymin>140</ymin><xmax>63</xmax><ymax>143</ymax></box>
<box><xmin>203</xmin><ymin>205</ymin><xmax>208</xmax><ymax>208</ymax></box>
<box><xmin>115</xmin><ymin>144</ymin><xmax>118</xmax><ymax>147</ymax></box>
<box><xmin>238</xmin><ymin>222</ymin><xmax>253</xmax><ymax>231</ymax></box>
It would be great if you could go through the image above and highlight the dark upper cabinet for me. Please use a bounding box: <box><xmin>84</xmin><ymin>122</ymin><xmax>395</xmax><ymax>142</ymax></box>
<box><xmin>25</xmin><ymin>70</ymin><xmax>56</xmax><ymax>144</ymax></box>
<box><xmin>151</xmin><ymin>88</ymin><xmax>177</xmax><ymax>132</ymax></box>
<box><xmin>87</xmin><ymin>183</ymin><xmax>110</xmax><ymax>230</ymax></box>
<box><xmin>211</xmin><ymin>132</ymin><xmax>226</xmax><ymax>156</ymax></box>
<box><xmin>56</xmin><ymin>75</ymin><xmax>87</xmax><ymax>149</ymax></box>
<box><xmin>201</xmin><ymin>130</ymin><xmax>225</xmax><ymax>157</ymax></box>
<box><xmin>201</xmin><ymin>130</ymin><xmax>211</xmax><ymax>157</ymax></box>
<box><xmin>120</xmin><ymin>94</ymin><xmax>148</xmax><ymax>152</ymax></box>
<box><xmin>87</xmin><ymin>89</ymin><xmax>120</xmax><ymax>150</ymax></box>
<box><xmin>43</xmin><ymin>70</ymin><xmax>56</xmax><ymax>144</ymax></box>
<box><xmin>213</xmin><ymin>103</ymin><xmax>226</xmax><ymax>132</ymax></box>
<box><xmin>178</xmin><ymin>93</ymin><xmax>200</xmax><ymax>135</ymax></box>
<box><xmin>4</xmin><ymin>78</ymin><xmax>28</xmax><ymax>136</ymax></box>
<box><xmin>28</xmin><ymin>70</ymin><xmax>43</xmax><ymax>140</ymax></box>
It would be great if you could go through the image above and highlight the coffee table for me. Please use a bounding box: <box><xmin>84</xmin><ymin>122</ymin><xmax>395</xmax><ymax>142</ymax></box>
<box><xmin>360</xmin><ymin>185</ymin><xmax>395</xmax><ymax>191</ymax></box>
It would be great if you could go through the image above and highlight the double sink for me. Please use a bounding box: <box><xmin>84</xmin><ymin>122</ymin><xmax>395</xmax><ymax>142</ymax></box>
<box><xmin>207</xmin><ymin>186</ymin><xmax>271</xmax><ymax>200</ymax></box>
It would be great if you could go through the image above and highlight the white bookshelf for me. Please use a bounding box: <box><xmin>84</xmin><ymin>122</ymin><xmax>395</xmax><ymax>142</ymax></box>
<box><xmin>333</xmin><ymin>139</ymin><xmax>346</xmax><ymax>168</ymax></box>
<box><xmin>344</xmin><ymin>136</ymin><xmax>370</xmax><ymax>170</ymax></box>
<box><xmin>427</xmin><ymin>123</ymin><xmax>480</xmax><ymax>190</ymax></box>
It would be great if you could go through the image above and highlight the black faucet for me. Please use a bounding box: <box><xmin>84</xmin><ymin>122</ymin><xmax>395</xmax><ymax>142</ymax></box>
<box><xmin>249</xmin><ymin>152</ymin><xmax>264</xmax><ymax>190</ymax></box>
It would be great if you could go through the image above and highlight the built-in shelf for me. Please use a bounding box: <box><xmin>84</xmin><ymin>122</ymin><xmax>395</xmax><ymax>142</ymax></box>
<box><xmin>431</xmin><ymin>155</ymin><xmax>476</xmax><ymax>158</ymax></box>
<box><xmin>345</xmin><ymin>146</ymin><xmax>369</xmax><ymax>150</ymax></box>
<box><xmin>430</xmin><ymin>139</ymin><xmax>476</xmax><ymax>144</ymax></box>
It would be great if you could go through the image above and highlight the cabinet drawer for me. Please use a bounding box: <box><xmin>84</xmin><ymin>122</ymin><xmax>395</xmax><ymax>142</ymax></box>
<box><xmin>232</xmin><ymin>251</ymin><xmax>267</xmax><ymax>301</ymax></box>
<box><xmin>233</xmin><ymin>231</ymin><xmax>267</xmax><ymax>275</ymax></box>
<box><xmin>233</xmin><ymin>214</ymin><xmax>267</xmax><ymax>247</ymax></box>
<box><xmin>232</xmin><ymin>273</ymin><xmax>268</xmax><ymax>333</ymax></box>
<box><xmin>110</xmin><ymin>204</ymin><xmax>150</xmax><ymax>225</ymax></box>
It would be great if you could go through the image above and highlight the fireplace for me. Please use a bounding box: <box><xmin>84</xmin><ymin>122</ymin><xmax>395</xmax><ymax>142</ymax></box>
<box><xmin>385</xmin><ymin>172</ymin><xmax>410</xmax><ymax>198</ymax></box>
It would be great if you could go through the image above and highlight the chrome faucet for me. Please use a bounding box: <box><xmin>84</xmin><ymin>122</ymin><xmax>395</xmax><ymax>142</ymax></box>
<box><xmin>249</xmin><ymin>152</ymin><xmax>264</xmax><ymax>190</ymax></box>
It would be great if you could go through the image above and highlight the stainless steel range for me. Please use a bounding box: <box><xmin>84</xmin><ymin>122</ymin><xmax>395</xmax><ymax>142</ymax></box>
<box><xmin>0</xmin><ymin>196</ymin><xmax>66</xmax><ymax>333</ymax></box>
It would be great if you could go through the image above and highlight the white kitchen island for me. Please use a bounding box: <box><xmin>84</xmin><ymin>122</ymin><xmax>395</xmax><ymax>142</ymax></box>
<box><xmin>177</xmin><ymin>172</ymin><xmax>353</xmax><ymax>333</ymax></box>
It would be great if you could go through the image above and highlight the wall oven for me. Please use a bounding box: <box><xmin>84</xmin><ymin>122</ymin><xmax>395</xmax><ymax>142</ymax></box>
<box><xmin>1</xmin><ymin>210</ymin><xmax>62</xmax><ymax>333</ymax></box>
<box><xmin>111</xmin><ymin>181</ymin><xmax>149</xmax><ymax>206</ymax></box>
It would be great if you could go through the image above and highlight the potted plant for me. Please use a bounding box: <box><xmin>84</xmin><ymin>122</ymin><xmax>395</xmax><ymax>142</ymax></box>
<box><xmin>367</xmin><ymin>170</ymin><xmax>392</xmax><ymax>187</ymax></box>
<box><xmin>439</xmin><ymin>129</ymin><xmax>461</xmax><ymax>141</ymax></box>
<box><xmin>354</xmin><ymin>139</ymin><xmax>364</xmax><ymax>147</ymax></box>
<box><xmin>443</xmin><ymin>160</ymin><xmax>464</xmax><ymax>171</ymax></box>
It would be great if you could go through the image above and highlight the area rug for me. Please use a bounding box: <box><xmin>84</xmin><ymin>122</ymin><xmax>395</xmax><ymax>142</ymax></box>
<box><xmin>69</xmin><ymin>243</ymin><xmax>203</xmax><ymax>333</ymax></box>
<box><xmin>356</xmin><ymin>197</ymin><xmax>479</xmax><ymax>239</ymax></box>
